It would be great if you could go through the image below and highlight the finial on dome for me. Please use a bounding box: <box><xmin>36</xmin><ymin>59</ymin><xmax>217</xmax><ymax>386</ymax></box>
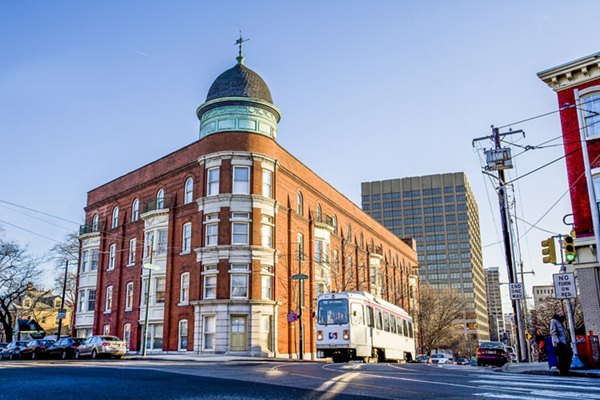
<box><xmin>235</xmin><ymin>31</ymin><xmax>249</xmax><ymax>65</ymax></box>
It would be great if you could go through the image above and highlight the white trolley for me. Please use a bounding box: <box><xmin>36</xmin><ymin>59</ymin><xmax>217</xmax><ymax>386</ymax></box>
<box><xmin>316</xmin><ymin>291</ymin><xmax>415</xmax><ymax>363</ymax></box>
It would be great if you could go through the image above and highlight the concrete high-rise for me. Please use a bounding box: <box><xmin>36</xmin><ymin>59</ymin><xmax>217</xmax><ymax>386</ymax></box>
<box><xmin>361</xmin><ymin>172</ymin><xmax>490</xmax><ymax>341</ymax></box>
<box><xmin>485</xmin><ymin>267</ymin><xmax>504</xmax><ymax>341</ymax></box>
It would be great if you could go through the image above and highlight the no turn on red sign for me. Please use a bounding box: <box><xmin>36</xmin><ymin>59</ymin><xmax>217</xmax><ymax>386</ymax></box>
<box><xmin>553</xmin><ymin>272</ymin><xmax>576</xmax><ymax>299</ymax></box>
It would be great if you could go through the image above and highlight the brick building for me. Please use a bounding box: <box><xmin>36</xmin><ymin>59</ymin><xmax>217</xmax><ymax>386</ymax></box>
<box><xmin>538</xmin><ymin>52</ymin><xmax>600</xmax><ymax>335</ymax></box>
<box><xmin>74</xmin><ymin>52</ymin><xmax>419</xmax><ymax>357</ymax></box>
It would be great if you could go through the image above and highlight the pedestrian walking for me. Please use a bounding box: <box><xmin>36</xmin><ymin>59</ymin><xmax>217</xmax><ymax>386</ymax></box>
<box><xmin>550</xmin><ymin>311</ymin><xmax>572</xmax><ymax>375</ymax></box>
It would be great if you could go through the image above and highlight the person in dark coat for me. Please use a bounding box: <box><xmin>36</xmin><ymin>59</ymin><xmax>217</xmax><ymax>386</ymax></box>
<box><xmin>550</xmin><ymin>311</ymin><xmax>572</xmax><ymax>375</ymax></box>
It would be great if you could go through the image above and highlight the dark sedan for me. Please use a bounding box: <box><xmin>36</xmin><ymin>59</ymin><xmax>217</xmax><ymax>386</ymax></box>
<box><xmin>0</xmin><ymin>341</ymin><xmax>29</xmax><ymax>360</ymax></box>
<box><xmin>46</xmin><ymin>337</ymin><xmax>86</xmax><ymax>359</ymax></box>
<box><xmin>476</xmin><ymin>341</ymin><xmax>509</xmax><ymax>367</ymax></box>
<box><xmin>20</xmin><ymin>339</ymin><xmax>55</xmax><ymax>360</ymax></box>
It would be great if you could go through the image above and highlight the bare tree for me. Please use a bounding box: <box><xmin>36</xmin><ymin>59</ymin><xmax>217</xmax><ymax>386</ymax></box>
<box><xmin>415</xmin><ymin>283</ymin><xmax>468</xmax><ymax>354</ymax></box>
<box><xmin>46</xmin><ymin>232</ymin><xmax>79</xmax><ymax>307</ymax></box>
<box><xmin>528</xmin><ymin>296</ymin><xmax>584</xmax><ymax>337</ymax></box>
<box><xmin>0</xmin><ymin>239</ymin><xmax>42</xmax><ymax>342</ymax></box>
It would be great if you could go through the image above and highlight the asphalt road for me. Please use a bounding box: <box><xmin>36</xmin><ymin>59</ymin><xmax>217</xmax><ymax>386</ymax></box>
<box><xmin>1</xmin><ymin>359</ymin><xmax>598</xmax><ymax>399</ymax></box>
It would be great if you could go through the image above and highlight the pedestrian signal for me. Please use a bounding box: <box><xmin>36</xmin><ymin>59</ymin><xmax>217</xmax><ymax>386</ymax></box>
<box><xmin>564</xmin><ymin>234</ymin><xmax>576</xmax><ymax>264</ymax></box>
<box><xmin>541</xmin><ymin>238</ymin><xmax>556</xmax><ymax>264</ymax></box>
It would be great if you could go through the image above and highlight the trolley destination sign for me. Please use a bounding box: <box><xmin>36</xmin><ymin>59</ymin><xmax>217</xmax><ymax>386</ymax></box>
<box><xmin>553</xmin><ymin>272</ymin><xmax>576</xmax><ymax>299</ymax></box>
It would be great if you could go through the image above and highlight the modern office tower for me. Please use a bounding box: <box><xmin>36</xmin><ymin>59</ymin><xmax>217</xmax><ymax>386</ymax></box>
<box><xmin>485</xmin><ymin>267</ymin><xmax>504</xmax><ymax>341</ymax></box>
<box><xmin>361</xmin><ymin>173</ymin><xmax>490</xmax><ymax>341</ymax></box>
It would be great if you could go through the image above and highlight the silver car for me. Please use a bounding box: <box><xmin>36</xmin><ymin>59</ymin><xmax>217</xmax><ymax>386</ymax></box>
<box><xmin>75</xmin><ymin>335</ymin><xmax>126</xmax><ymax>359</ymax></box>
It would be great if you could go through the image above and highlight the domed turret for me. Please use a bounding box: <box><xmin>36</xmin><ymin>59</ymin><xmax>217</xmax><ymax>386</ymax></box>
<box><xmin>197</xmin><ymin>46</ymin><xmax>281</xmax><ymax>141</ymax></box>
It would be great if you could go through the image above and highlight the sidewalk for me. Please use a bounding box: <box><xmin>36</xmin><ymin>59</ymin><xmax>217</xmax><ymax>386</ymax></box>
<box><xmin>501</xmin><ymin>361</ymin><xmax>600</xmax><ymax>378</ymax></box>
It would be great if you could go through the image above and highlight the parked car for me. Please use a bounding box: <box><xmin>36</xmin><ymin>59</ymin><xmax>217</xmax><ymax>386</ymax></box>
<box><xmin>75</xmin><ymin>335</ymin><xmax>127</xmax><ymax>359</ymax></box>
<box><xmin>455</xmin><ymin>357</ymin><xmax>469</xmax><ymax>365</ymax></box>
<box><xmin>415</xmin><ymin>355</ymin><xmax>429</xmax><ymax>363</ymax></box>
<box><xmin>46</xmin><ymin>337</ymin><xmax>86</xmax><ymax>360</ymax></box>
<box><xmin>0</xmin><ymin>341</ymin><xmax>29</xmax><ymax>360</ymax></box>
<box><xmin>20</xmin><ymin>339</ymin><xmax>55</xmax><ymax>360</ymax></box>
<box><xmin>476</xmin><ymin>341</ymin><xmax>509</xmax><ymax>367</ymax></box>
<box><xmin>430</xmin><ymin>353</ymin><xmax>452</xmax><ymax>364</ymax></box>
<box><xmin>506</xmin><ymin>346</ymin><xmax>518</xmax><ymax>363</ymax></box>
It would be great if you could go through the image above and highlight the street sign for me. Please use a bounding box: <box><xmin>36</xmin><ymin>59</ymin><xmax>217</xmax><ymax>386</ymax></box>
<box><xmin>553</xmin><ymin>272</ymin><xmax>576</xmax><ymax>299</ymax></box>
<box><xmin>143</xmin><ymin>263</ymin><xmax>161</xmax><ymax>271</ymax></box>
<box><xmin>57</xmin><ymin>311</ymin><xmax>66</xmax><ymax>320</ymax></box>
<box><xmin>509</xmin><ymin>283</ymin><xmax>524</xmax><ymax>300</ymax></box>
<box><xmin>292</xmin><ymin>274</ymin><xmax>308</xmax><ymax>280</ymax></box>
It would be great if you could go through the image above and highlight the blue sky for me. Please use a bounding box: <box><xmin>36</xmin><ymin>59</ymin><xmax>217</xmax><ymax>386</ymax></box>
<box><xmin>1</xmin><ymin>1</ymin><xmax>598</xmax><ymax>303</ymax></box>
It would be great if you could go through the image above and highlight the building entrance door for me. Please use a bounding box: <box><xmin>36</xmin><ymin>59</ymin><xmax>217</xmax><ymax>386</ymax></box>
<box><xmin>230</xmin><ymin>315</ymin><xmax>247</xmax><ymax>351</ymax></box>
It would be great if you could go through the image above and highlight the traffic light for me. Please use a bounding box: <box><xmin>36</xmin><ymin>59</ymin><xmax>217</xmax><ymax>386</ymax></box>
<box><xmin>541</xmin><ymin>237</ymin><xmax>556</xmax><ymax>264</ymax></box>
<box><xmin>564</xmin><ymin>234</ymin><xmax>576</xmax><ymax>264</ymax></box>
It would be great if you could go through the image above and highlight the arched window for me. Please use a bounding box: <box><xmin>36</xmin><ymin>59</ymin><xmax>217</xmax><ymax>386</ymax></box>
<box><xmin>316</xmin><ymin>203</ymin><xmax>322</xmax><ymax>222</ymax></box>
<box><xmin>156</xmin><ymin>189</ymin><xmax>165</xmax><ymax>209</ymax></box>
<box><xmin>332</xmin><ymin>215</ymin><xmax>338</xmax><ymax>234</ymax></box>
<box><xmin>360</xmin><ymin>232</ymin><xmax>364</xmax><ymax>249</ymax></box>
<box><xmin>92</xmin><ymin>213</ymin><xmax>99</xmax><ymax>231</ymax></box>
<box><xmin>131</xmin><ymin>198</ymin><xmax>139</xmax><ymax>222</ymax></box>
<box><xmin>184</xmin><ymin>178</ymin><xmax>194</xmax><ymax>204</ymax></box>
<box><xmin>111</xmin><ymin>207</ymin><xmax>119</xmax><ymax>229</ymax></box>
<box><xmin>297</xmin><ymin>192</ymin><xmax>304</xmax><ymax>216</ymax></box>
<box><xmin>346</xmin><ymin>223</ymin><xmax>352</xmax><ymax>243</ymax></box>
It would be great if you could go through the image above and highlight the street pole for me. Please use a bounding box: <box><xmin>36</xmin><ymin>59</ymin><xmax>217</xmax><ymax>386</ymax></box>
<box><xmin>557</xmin><ymin>234</ymin><xmax>584</xmax><ymax>369</ymax></box>
<box><xmin>142</xmin><ymin>239</ymin><xmax>154</xmax><ymax>357</ymax></box>
<box><xmin>56</xmin><ymin>260</ymin><xmax>69</xmax><ymax>339</ymax></box>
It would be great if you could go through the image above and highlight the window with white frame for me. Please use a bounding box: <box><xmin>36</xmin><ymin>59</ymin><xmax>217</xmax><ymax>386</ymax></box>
<box><xmin>103</xmin><ymin>324</ymin><xmax>110</xmax><ymax>335</ymax></box>
<box><xmin>91</xmin><ymin>250</ymin><xmax>99</xmax><ymax>271</ymax></box>
<box><xmin>128</xmin><ymin>238</ymin><xmax>136</xmax><ymax>265</ymax></box>
<box><xmin>205</xmin><ymin>215</ymin><xmax>218</xmax><ymax>246</ymax></box>
<box><xmin>123</xmin><ymin>323</ymin><xmax>131</xmax><ymax>350</ymax></box>
<box><xmin>105</xmin><ymin>286</ymin><xmax>113</xmax><ymax>312</ymax></box>
<box><xmin>262</xmin><ymin>169</ymin><xmax>273</xmax><ymax>198</ymax></box>
<box><xmin>182</xmin><ymin>223</ymin><xmax>192</xmax><ymax>253</ymax></box>
<box><xmin>125</xmin><ymin>282</ymin><xmax>133</xmax><ymax>311</ymax></box>
<box><xmin>156</xmin><ymin>188</ymin><xmax>165</xmax><ymax>209</ymax></box>
<box><xmin>207</xmin><ymin>168</ymin><xmax>220</xmax><ymax>196</ymax></box>
<box><xmin>81</xmin><ymin>250</ymin><xmax>89</xmax><ymax>273</ymax></box>
<box><xmin>112</xmin><ymin>206</ymin><xmax>119</xmax><ymax>228</ymax></box>
<box><xmin>132</xmin><ymin>198</ymin><xmax>139</xmax><ymax>221</ymax></box>
<box><xmin>261</xmin><ymin>215</ymin><xmax>273</xmax><ymax>247</ymax></box>
<box><xmin>230</xmin><ymin>264</ymin><xmax>249</xmax><ymax>299</ymax></box>
<box><xmin>261</xmin><ymin>265</ymin><xmax>273</xmax><ymax>300</ymax></box>
<box><xmin>87</xmin><ymin>289</ymin><xmax>96</xmax><ymax>311</ymax></box>
<box><xmin>297</xmin><ymin>192</ymin><xmax>303</xmax><ymax>216</ymax></box>
<box><xmin>180</xmin><ymin>272</ymin><xmax>190</xmax><ymax>304</ymax></box>
<box><xmin>156</xmin><ymin>229</ymin><xmax>168</xmax><ymax>255</ymax></box>
<box><xmin>108</xmin><ymin>244</ymin><xmax>116</xmax><ymax>270</ymax></box>
<box><xmin>203</xmin><ymin>315</ymin><xmax>216</xmax><ymax>350</ymax></box>
<box><xmin>204</xmin><ymin>272</ymin><xmax>217</xmax><ymax>299</ymax></box>
<box><xmin>231</xmin><ymin>213</ymin><xmax>250</xmax><ymax>245</ymax></box>
<box><xmin>144</xmin><ymin>231</ymin><xmax>154</xmax><ymax>258</ymax></box>
<box><xmin>140</xmin><ymin>278</ymin><xmax>148</xmax><ymax>306</ymax></box>
<box><xmin>233</xmin><ymin>166</ymin><xmax>250</xmax><ymax>194</ymax></box>
<box><xmin>582</xmin><ymin>92</ymin><xmax>600</xmax><ymax>138</ymax></box>
<box><xmin>178</xmin><ymin>320</ymin><xmax>188</xmax><ymax>351</ymax></box>
<box><xmin>155</xmin><ymin>276</ymin><xmax>166</xmax><ymax>304</ymax></box>
<box><xmin>92</xmin><ymin>214</ymin><xmax>99</xmax><ymax>231</ymax></box>
<box><xmin>315</xmin><ymin>240</ymin><xmax>324</xmax><ymax>264</ymax></box>
<box><xmin>78</xmin><ymin>291</ymin><xmax>85</xmax><ymax>312</ymax></box>
<box><xmin>184</xmin><ymin>177</ymin><xmax>194</xmax><ymax>204</ymax></box>
<box><xmin>316</xmin><ymin>203</ymin><xmax>322</xmax><ymax>222</ymax></box>
<box><xmin>144</xmin><ymin>323</ymin><xmax>163</xmax><ymax>350</ymax></box>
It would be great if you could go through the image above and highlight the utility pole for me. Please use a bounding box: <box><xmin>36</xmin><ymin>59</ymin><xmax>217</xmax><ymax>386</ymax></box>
<box><xmin>473</xmin><ymin>126</ymin><xmax>527</xmax><ymax>361</ymax></box>
<box><xmin>56</xmin><ymin>260</ymin><xmax>69</xmax><ymax>340</ymax></box>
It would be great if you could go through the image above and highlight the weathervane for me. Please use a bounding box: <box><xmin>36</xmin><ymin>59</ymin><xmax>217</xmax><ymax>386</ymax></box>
<box><xmin>235</xmin><ymin>31</ymin><xmax>249</xmax><ymax>64</ymax></box>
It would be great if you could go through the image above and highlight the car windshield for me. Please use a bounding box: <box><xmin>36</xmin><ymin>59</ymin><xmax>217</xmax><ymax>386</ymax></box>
<box><xmin>480</xmin><ymin>342</ymin><xmax>504</xmax><ymax>349</ymax></box>
<box><xmin>317</xmin><ymin>299</ymin><xmax>349</xmax><ymax>325</ymax></box>
<box><xmin>431</xmin><ymin>354</ymin><xmax>445</xmax><ymax>358</ymax></box>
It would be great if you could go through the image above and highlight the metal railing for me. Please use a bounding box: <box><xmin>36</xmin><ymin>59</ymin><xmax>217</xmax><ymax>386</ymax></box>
<box><xmin>142</xmin><ymin>197</ymin><xmax>174</xmax><ymax>213</ymax></box>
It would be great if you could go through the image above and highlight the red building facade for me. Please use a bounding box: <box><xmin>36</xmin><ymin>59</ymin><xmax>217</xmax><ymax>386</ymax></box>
<box><xmin>75</xmin><ymin>55</ymin><xmax>419</xmax><ymax>357</ymax></box>
<box><xmin>538</xmin><ymin>52</ymin><xmax>600</xmax><ymax>335</ymax></box>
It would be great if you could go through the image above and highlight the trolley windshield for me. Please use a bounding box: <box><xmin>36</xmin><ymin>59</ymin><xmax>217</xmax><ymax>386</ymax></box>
<box><xmin>317</xmin><ymin>298</ymin><xmax>349</xmax><ymax>325</ymax></box>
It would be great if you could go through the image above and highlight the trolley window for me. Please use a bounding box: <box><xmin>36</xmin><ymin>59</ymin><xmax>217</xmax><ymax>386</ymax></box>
<box><xmin>390</xmin><ymin>316</ymin><xmax>397</xmax><ymax>334</ymax></box>
<box><xmin>375</xmin><ymin>309</ymin><xmax>382</xmax><ymax>330</ymax></box>
<box><xmin>366</xmin><ymin>306</ymin><xmax>374</xmax><ymax>328</ymax></box>
<box><xmin>407</xmin><ymin>321</ymin><xmax>414</xmax><ymax>338</ymax></box>
<box><xmin>383</xmin><ymin>312</ymin><xmax>390</xmax><ymax>332</ymax></box>
<box><xmin>397</xmin><ymin>318</ymin><xmax>404</xmax><ymax>336</ymax></box>
<box><xmin>317</xmin><ymin>299</ymin><xmax>349</xmax><ymax>325</ymax></box>
<box><xmin>403</xmin><ymin>320</ymin><xmax>408</xmax><ymax>337</ymax></box>
<box><xmin>351</xmin><ymin>303</ymin><xmax>364</xmax><ymax>325</ymax></box>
